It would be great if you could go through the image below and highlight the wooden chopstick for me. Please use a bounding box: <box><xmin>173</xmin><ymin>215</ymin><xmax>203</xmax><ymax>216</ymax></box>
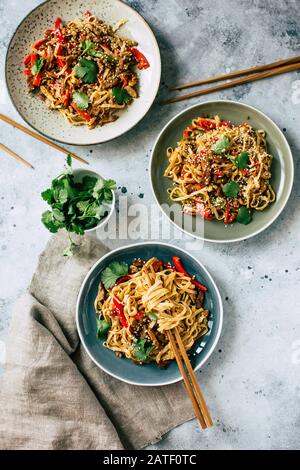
<box><xmin>0</xmin><ymin>143</ymin><xmax>34</xmax><ymax>169</ymax></box>
<box><xmin>167</xmin><ymin>329</ymin><xmax>208</xmax><ymax>429</ymax></box>
<box><xmin>162</xmin><ymin>61</ymin><xmax>300</xmax><ymax>105</ymax></box>
<box><xmin>174</xmin><ymin>327</ymin><xmax>213</xmax><ymax>427</ymax></box>
<box><xmin>0</xmin><ymin>113</ymin><xmax>89</xmax><ymax>165</ymax></box>
<box><xmin>170</xmin><ymin>55</ymin><xmax>300</xmax><ymax>90</ymax></box>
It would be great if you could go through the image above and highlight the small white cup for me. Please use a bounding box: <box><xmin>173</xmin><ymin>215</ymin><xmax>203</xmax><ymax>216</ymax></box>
<box><xmin>72</xmin><ymin>168</ymin><xmax>115</xmax><ymax>239</ymax></box>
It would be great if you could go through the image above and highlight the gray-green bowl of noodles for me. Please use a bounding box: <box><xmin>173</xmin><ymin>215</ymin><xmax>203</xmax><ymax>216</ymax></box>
<box><xmin>76</xmin><ymin>242</ymin><xmax>223</xmax><ymax>386</ymax></box>
<box><xmin>150</xmin><ymin>100</ymin><xmax>294</xmax><ymax>243</ymax></box>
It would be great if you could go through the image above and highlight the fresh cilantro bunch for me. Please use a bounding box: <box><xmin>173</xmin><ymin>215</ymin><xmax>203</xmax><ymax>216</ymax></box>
<box><xmin>41</xmin><ymin>156</ymin><xmax>116</xmax><ymax>256</ymax></box>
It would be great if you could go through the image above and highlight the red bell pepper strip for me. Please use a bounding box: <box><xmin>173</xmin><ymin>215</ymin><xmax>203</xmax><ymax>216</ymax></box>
<box><xmin>214</xmin><ymin>170</ymin><xmax>225</xmax><ymax>177</ymax></box>
<box><xmin>55</xmin><ymin>17</ymin><xmax>64</xmax><ymax>43</ymax></box>
<box><xmin>121</xmin><ymin>75</ymin><xmax>128</xmax><ymax>87</ymax></box>
<box><xmin>115</xmin><ymin>275</ymin><xmax>131</xmax><ymax>285</ymax></box>
<box><xmin>57</xmin><ymin>57</ymin><xmax>66</xmax><ymax>69</ymax></box>
<box><xmin>219</xmin><ymin>121</ymin><xmax>232</xmax><ymax>128</ymax></box>
<box><xmin>224</xmin><ymin>201</ymin><xmax>230</xmax><ymax>224</ymax></box>
<box><xmin>172</xmin><ymin>256</ymin><xmax>207</xmax><ymax>292</ymax></box>
<box><xmin>34</xmin><ymin>38</ymin><xmax>46</xmax><ymax>49</ymax></box>
<box><xmin>56</xmin><ymin>43</ymin><xmax>63</xmax><ymax>55</ymax></box>
<box><xmin>31</xmin><ymin>53</ymin><xmax>38</xmax><ymax>66</ymax></box>
<box><xmin>33</xmin><ymin>72</ymin><xmax>43</xmax><ymax>87</ymax></box>
<box><xmin>24</xmin><ymin>69</ymin><xmax>31</xmax><ymax>76</ymax></box>
<box><xmin>162</xmin><ymin>261</ymin><xmax>176</xmax><ymax>271</ymax></box>
<box><xmin>85</xmin><ymin>10</ymin><xmax>94</xmax><ymax>22</ymax></box>
<box><xmin>228</xmin><ymin>212</ymin><xmax>237</xmax><ymax>224</ymax></box>
<box><xmin>130</xmin><ymin>48</ymin><xmax>150</xmax><ymax>70</ymax></box>
<box><xmin>240</xmin><ymin>169</ymin><xmax>248</xmax><ymax>176</ymax></box>
<box><xmin>196</xmin><ymin>119</ymin><xmax>216</xmax><ymax>131</ymax></box>
<box><xmin>62</xmin><ymin>90</ymin><xmax>70</xmax><ymax>107</ymax></box>
<box><xmin>113</xmin><ymin>297</ymin><xmax>128</xmax><ymax>328</ymax></box>
<box><xmin>134</xmin><ymin>312</ymin><xmax>145</xmax><ymax>321</ymax></box>
<box><xmin>23</xmin><ymin>54</ymin><xmax>32</xmax><ymax>66</ymax></box>
<box><xmin>71</xmin><ymin>103</ymin><xmax>93</xmax><ymax>122</ymax></box>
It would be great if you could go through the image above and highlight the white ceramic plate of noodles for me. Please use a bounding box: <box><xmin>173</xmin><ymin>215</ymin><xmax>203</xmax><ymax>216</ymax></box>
<box><xmin>5</xmin><ymin>0</ymin><xmax>161</xmax><ymax>145</ymax></box>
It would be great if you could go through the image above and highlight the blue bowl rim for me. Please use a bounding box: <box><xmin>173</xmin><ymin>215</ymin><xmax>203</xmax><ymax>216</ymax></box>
<box><xmin>76</xmin><ymin>241</ymin><xmax>224</xmax><ymax>386</ymax></box>
<box><xmin>149</xmin><ymin>99</ymin><xmax>294</xmax><ymax>243</ymax></box>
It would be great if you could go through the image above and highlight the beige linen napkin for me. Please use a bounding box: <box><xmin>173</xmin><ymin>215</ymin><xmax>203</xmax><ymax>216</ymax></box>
<box><xmin>0</xmin><ymin>232</ymin><xmax>194</xmax><ymax>450</ymax></box>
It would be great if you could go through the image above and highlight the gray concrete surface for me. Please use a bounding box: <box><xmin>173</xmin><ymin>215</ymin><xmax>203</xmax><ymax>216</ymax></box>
<box><xmin>0</xmin><ymin>0</ymin><xmax>300</xmax><ymax>450</ymax></box>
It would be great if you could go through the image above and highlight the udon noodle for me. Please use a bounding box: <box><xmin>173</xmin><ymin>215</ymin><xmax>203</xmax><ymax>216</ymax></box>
<box><xmin>94</xmin><ymin>257</ymin><xmax>209</xmax><ymax>366</ymax></box>
<box><xmin>164</xmin><ymin>115</ymin><xmax>275</xmax><ymax>224</ymax></box>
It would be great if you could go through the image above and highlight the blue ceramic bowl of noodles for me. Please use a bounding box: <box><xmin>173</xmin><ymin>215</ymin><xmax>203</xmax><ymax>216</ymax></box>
<box><xmin>76</xmin><ymin>242</ymin><xmax>223</xmax><ymax>386</ymax></box>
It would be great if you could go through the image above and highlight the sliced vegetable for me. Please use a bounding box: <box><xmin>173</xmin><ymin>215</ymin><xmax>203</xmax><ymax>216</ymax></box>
<box><xmin>196</xmin><ymin>119</ymin><xmax>216</xmax><ymax>131</ymax></box>
<box><xmin>33</xmin><ymin>38</ymin><xmax>46</xmax><ymax>49</ymax></box>
<box><xmin>55</xmin><ymin>17</ymin><xmax>64</xmax><ymax>43</ymax></box>
<box><xmin>33</xmin><ymin>73</ymin><xmax>43</xmax><ymax>87</ymax></box>
<box><xmin>222</xmin><ymin>181</ymin><xmax>240</xmax><ymax>198</ymax></box>
<box><xmin>113</xmin><ymin>297</ymin><xmax>128</xmax><ymax>328</ymax></box>
<box><xmin>112</xmin><ymin>87</ymin><xmax>131</xmax><ymax>105</ymax></box>
<box><xmin>134</xmin><ymin>312</ymin><xmax>145</xmax><ymax>321</ymax></box>
<box><xmin>172</xmin><ymin>256</ymin><xmax>207</xmax><ymax>292</ymax></box>
<box><xmin>115</xmin><ymin>275</ymin><xmax>131</xmax><ymax>285</ymax></box>
<box><xmin>100</xmin><ymin>261</ymin><xmax>129</xmax><ymax>290</ymax></box>
<box><xmin>236</xmin><ymin>206</ymin><xmax>252</xmax><ymax>225</ymax></box>
<box><xmin>72</xmin><ymin>103</ymin><xmax>92</xmax><ymax>122</ymax></box>
<box><xmin>130</xmin><ymin>47</ymin><xmax>150</xmax><ymax>69</ymax></box>
<box><xmin>212</xmin><ymin>135</ymin><xmax>230</xmax><ymax>154</ymax></box>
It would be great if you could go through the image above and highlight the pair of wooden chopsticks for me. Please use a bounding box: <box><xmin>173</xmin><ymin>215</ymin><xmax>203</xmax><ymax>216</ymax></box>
<box><xmin>167</xmin><ymin>328</ymin><xmax>213</xmax><ymax>429</ymax></box>
<box><xmin>162</xmin><ymin>55</ymin><xmax>300</xmax><ymax>105</ymax></box>
<box><xmin>0</xmin><ymin>113</ymin><xmax>89</xmax><ymax>168</ymax></box>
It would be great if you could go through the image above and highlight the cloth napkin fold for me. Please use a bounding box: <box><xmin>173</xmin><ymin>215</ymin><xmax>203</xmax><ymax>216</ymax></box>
<box><xmin>0</xmin><ymin>232</ymin><xmax>194</xmax><ymax>450</ymax></box>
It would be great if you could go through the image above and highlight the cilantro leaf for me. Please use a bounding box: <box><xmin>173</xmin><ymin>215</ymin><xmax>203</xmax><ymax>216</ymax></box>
<box><xmin>81</xmin><ymin>40</ymin><xmax>106</xmax><ymax>59</ymax></box>
<box><xmin>75</xmin><ymin>58</ymin><xmax>98</xmax><ymax>83</ymax></box>
<box><xmin>31</xmin><ymin>57</ymin><xmax>45</xmax><ymax>76</ymax></box>
<box><xmin>41</xmin><ymin>210</ymin><xmax>64</xmax><ymax>233</ymax></box>
<box><xmin>212</xmin><ymin>135</ymin><xmax>230</xmax><ymax>155</ymax></box>
<box><xmin>96</xmin><ymin>316</ymin><xmax>110</xmax><ymax>338</ymax></box>
<box><xmin>73</xmin><ymin>91</ymin><xmax>90</xmax><ymax>110</ymax></box>
<box><xmin>112</xmin><ymin>87</ymin><xmax>131</xmax><ymax>105</ymax></box>
<box><xmin>223</xmin><ymin>181</ymin><xmax>240</xmax><ymax>198</ymax></box>
<box><xmin>236</xmin><ymin>206</ymin><xmax>252</xmax><ymax>225</ymax></box>
<box><xmin>133</xmin><ymin>338</ymin><xmax>154</xmax><ymax>362</ymax></box>
<box><xmin>41</xmin><ymin>157</ymin><xmax>117</xmax><ymax>256</ymax></box>
<box><xmin>147</xmin><ymin>312</ymin><xmax>158</xmax><ymax>321</ymax></box>
<box><xmin>232</xmin><ymin>151</ymin><xmax>249</xmax><ymax>170</ymax></box>
<box><xmin>81</xmin><ymin>175</ymin><xmax>98</xmax><ymax>190</ymax></box>
<box><xmin>100</xmin><ymin>261</ymin><xmax>129</xmax><ymax>289</ymax></box>
<box><xmin>92</xmin><ymin>178</ymin><xmax>116</xmax><ymax>200</ymax></box>
<box><xmin>41</xmin><ymin>188</ymin><xmax>54</xmax><ymax>204</ymax></box>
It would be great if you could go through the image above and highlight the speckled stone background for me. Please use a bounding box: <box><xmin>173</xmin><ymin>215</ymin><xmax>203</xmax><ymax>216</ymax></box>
<box><xmin>0</xmin><ymin>0</ymin><xmax>300</xmax><ymax>450</ymax></box>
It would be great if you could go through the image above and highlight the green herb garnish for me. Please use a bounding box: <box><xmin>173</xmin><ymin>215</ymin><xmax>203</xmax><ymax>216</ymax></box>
<box><xmin>133</xmin><ymin>338</ymin><xmax>154</xmax><ymax>362</ymax></box>
<box><xmin>75</xmin><ymin>58</ymin><xmax>98</xmax><ymax>83</ymax></box>
<box><xmin>112</xmin><ymin>87</ymin><xmax>131</xmax><ymax>105</ymax></box>
<box><xmin>73</xmin><ymin>91</ymin><xmax>90</xmax><ymax>110</ymax></box>
<box><xmin>212</xmin><ymin>135</ymin><xmax>230</xmax><ymax>154</ymax></box>
<box><xmin>96</xmin><ymin>316</ymin><xmax>110</xmax><ymax>338</ymax></box>
<box><xmin>147</xmin><ymin>312</ymin><xmax>158</xmax><ymax>321</ymax></box>
<box><xmin>236</xmin><ymin>206</ymin><xmax>252</xmax><ymax>225</ymax></box>
<box><xmin>81</xmin><ymin>40</ymin><xmax>115</xmax><ymax>62</ymax></box>
<box><xmin>232</xmin><ymin>151</ymin><xmax>249</xmax><ymax>170</ymax></box>
<box><xmin>41</xmin><ymin>156</ymin><xmax>116</xmax><ymax>256</ymax></box>
<box><xmin>31</xmin><ymin>57</ymin><xmax>45</xmax><ymax>75</ymax></box>
<box><xmin>223</xmin><ymin>181</ymin><xmax>240</xmax><ymax>198</ymax></box>
<box><xmin>100</xmin><ymin>261</ymin><xmax>129</xmax><ymax>290</ymax></box>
